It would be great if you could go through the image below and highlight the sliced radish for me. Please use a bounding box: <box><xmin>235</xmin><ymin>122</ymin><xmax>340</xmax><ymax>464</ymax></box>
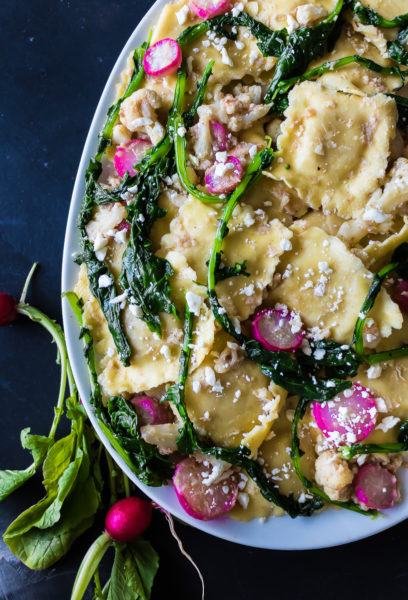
<box><xmin>117</xmin><ymin>219</ymin><xmax>131</xmax><ymax>232</ymax></box>
<box><xmin>143</xmin><ymin>38</ymin><xmax>182</xmax><ymax>77</ymax></box>
<box><xmin>205</xmin><ymin>155</ymin><xmax>243</xmax><ymax>194</ymax></box>
<box><xmin>312</xmin><ymin>384</ymin><xmax>377</xmax><ymax>445</ymax></box>
<box><xmin>130</xmin><ymin>395</ymin><xmax>174</xmax><ymax>426</ymax></box>
<box><xmin>354</xmin><ymin>464</ymin><xmax>397</xmax><ymax>510</ymax></box>
<box><xmin>392</xmin><ymin>278</ymin><xmax>408</xmax><ymax>314</ymax></box>
<box><xmin>252</xmin><ymin>308</ymin><xmax>304</xmax><ymax>352</ymax></box>
<box><xmin>173</xmin><ymin>456</ymin><xmax>239</xmax><ymax>521</ymax></box>
<box><xmin>114</xmin><ymin>139</ymin><xmax>152</xmax><ymax>177</ymax></box>
<box><xmin>189</xmin><ymin>0</ymin><xmax>231</xmax><ymax>19</ymax></box>
<box><xmin>210</xmin><ymin>120</ymin><xmax>228</xmax><ymax>152</ymax></box>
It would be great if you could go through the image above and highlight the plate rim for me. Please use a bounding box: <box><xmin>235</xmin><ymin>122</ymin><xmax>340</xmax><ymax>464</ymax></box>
<box><xmin>61</xmin><ymin>0</ymin><xmax>408</xmax><ymax>550</ymax></box>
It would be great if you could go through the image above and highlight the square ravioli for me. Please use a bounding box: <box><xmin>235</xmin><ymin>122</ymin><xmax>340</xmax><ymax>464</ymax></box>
<box><xmin>270</xmin><ymin>80</ymin><xmax>398</xmax><ymax>219</ymax></box>
<box><xmin>267</xmin><ymin>226</ymin><xmax>402</xmax><ymax>344</ymax></box>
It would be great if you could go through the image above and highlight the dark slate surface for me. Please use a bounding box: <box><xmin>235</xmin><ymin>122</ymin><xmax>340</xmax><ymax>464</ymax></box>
<box><xmin>1</xmin><ymin>1</ymin><xmax>408</xmax><ymax>598</ymax></box>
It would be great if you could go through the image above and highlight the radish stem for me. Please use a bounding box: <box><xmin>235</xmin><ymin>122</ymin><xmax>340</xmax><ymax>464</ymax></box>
<box><xmin>70</xmin><ymin>533</ymin><xmax>112</xmax><ymax>600</ymax></box>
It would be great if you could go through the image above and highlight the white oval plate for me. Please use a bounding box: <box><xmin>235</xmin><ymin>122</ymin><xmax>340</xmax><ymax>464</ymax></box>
<box><xmin>62</xmin><ymin>0</ymin><xmax>408</xmax><ymax>549</ymax></box>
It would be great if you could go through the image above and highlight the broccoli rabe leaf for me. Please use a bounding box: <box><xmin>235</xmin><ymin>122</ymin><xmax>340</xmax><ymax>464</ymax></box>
<box><xmin>118</xmin><ymin>158</ymin><xmax>178</xmax><ymax>337</ymax></box>
<box><xmin>264</xmin><ymin>0</ymin><xmax>344</xmax><ymax>106</ymax></box>
<box><xmin>348</xmin><ymin>0</ymin><xmax>408</xmax><ymax>28</ymax></box>
<box><xmin>209</xmin><ymin>252</ymin><xmax>250</xmax><ymax>283</ymax></box>
<box><xmin>106</xmin><ymin>396</ymin><xmax>174</xmax><ymax>486</ymax></box>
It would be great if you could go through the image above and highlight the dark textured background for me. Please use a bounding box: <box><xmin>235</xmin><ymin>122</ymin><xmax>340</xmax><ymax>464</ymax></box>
<box><xmin>1</xmin><ymin>1</ymin><xmax>408</xmax><ymax>598</ymax></box>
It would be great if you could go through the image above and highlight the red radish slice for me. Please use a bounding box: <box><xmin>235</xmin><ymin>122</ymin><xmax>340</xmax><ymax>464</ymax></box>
<box><xmin>312</xmin><ymin>384</ymin><xmax>377</xmax><ymax>445</ymax></box>
<box><xmin>143</xmin><ymin>38</ymin><xmax>182</xmax><ymax>77</ymax></box>
<box><xmin>173</xmin><ymin>456</ymin><xmax>239</xmax><ymax>521</ymax></box>
<box><xmin>189</xmin><ymin>0</ymin><xmax>231</xmax><ymax>19</ymax></box>
<box><xmin>130</xmin><ymin>395</ymin><xmax>173</xmax><ymax>426</ymax></box>
<box><xmin>205</xmin><ymin>155</ymin><xmax>243</xmax><ymax>194</ymax></box>
<box><xmin>117</xmin><ymin>219</ymin><xmax>131</xmax><ymax>232</ymax></box>
<box><xmin>114</xmin><ymin>139</ymin><xmax>152</xmax><ymax>177</ymax></box>
<box><xmin>392</xmin><ymin>278</ymin><xmax>408</xmax><ymax>314</ymax></box>
<box><xmin>210</xmin><ymin>120</ymin><xmax>228</xmax><ymax>152</ymax></box>
<box><xmin>252</xmin><ymin>308</ymin><xmax>304</xmax><ymax>352</ymax></box>
<box><xmin>354</xmin><ymin>464</ymin><xmax>397</xmax><ymax>510</ymax></box>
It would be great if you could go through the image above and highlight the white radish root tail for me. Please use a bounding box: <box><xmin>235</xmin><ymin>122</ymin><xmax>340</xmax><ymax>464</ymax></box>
<box><xmin>155</xmin><ymin>504</ymin><xmax>205</xmax><ymax>600</ymax></box>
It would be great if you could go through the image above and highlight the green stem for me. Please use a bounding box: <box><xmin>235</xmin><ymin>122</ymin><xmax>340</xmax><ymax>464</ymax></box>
<box><xmin>352</xmin><ymin>263</ymin><xmax>398</xmax><ymax>356</ymax></box>
<box><xmin>70</xmin><ymin>533</ymin><xmax>112</xmax><ymax>600</ymax></box>
<box><xmin>16</xmin><ymin>304</ymin><xmax>67</xmax><ymax>441</ymax></box>
<box><xmin>123</xmin><ymin>471</ymin><xmax>131</xmax><ymax>498</ymax></box>
<box><xmin>275</xmin><ymin>55</ymin><xmax>406</xmax><ymax>100</ymax></box>
<box><xmin>105</xmin><ymin>448</ymin><xmax>118</xmax><ymax>506</ymax></box>
<box><xmin>94</xmin><ymin>569</ymin><xmax>104</xmax><ymax>600</ymax></box>
<box><xmin>173</xmin><ymin>113</ymin><xmax>225</xmax><ymax>204</ymax></box>
<box><xmin>19</xmin><ymin>262</ymin><xmax>38</xmax><ymax>304</ymax></box>
<box><xmin>340</xmin><ymin>441</ymin><xmax>406</xmax><ymax>460</ymax></box>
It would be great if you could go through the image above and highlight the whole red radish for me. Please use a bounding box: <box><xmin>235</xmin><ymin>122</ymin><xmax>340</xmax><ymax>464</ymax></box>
<box><xmin>0</xmin><ymin>293</ymin><xmax>18</xmax><ymax>327</ymax></box>
<box><xmin>105</xmin><ymin>496</ymin><xmax>152</xmax><ymax>542</ymax></box>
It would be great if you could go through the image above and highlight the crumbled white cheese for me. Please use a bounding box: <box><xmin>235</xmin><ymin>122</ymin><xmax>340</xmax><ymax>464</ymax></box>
<box><xmin>159</xmin><ymin>344</ymin><xmax>171</xmax><ymax>361</ymax></box>
<box><xmin>214</xmin><ymin>161</ymin><xmax>235</xmax><ymax>177</ymax></box>
<box><xmin>98</xmin><ymin>274</ymin><xmax>113</xmax><ymax>288</ymax></box>
<box><xmin>221</xmin><ymin>47</ymin><xmax>233</xmax><ymax>66</ymax></box>
<box><xmin>241</xmin><ymin>283</ymin><xmax>255</xmax><ymax>296</ymax></box>
<box><xmin>185</xmin><ymin>291</ymin><xmax>203</xmax><ymax>316</ymax></box>
<box><xmin>243</xmin><ymin>212</ymin><xmax>255</xmax><ymax>227</ymax></box>
<box><xmin>109</xmin><ymin>290</ymin><xmax>128</xmax><ymax>305</ymax></box>
<box><xmin>106</xmin><ymin>347</ymin><xmax>115</xmax><ymax>357</ymax></box>
<box><xmin>177</xmin><ymin>125</ymin><xmax>187</xmax><ymax>137</ymax></box>
<box><xmin>231</xmin><ymin>2</ymin><xmax>244</xmax><ymax>17</ymax></box>
<box><xmin>114</xmin><ymin>229</ymin><xmax>128</xmax><ymax>244</ymax></box>
<box><xmin>237</xmin><ymin>492</ymin><xmax>249</xmax><ymax>509</ymax></box>
<box><xmin>363</xmin><ymin>207</ymin><xmax>391</xmax><ymax>223</ymax></box>
<box><xmin>215</xmin><ymin>151</ymin><xmax>228</xmax><ymax>163</ymax></box>
<box><xmin>175</xmin><ymin>4</ymin><xmax>189</xmax><ymax>25</ymax></box>
<box><xmin>248</xmin><ymin>49</ymin><xmax>258</xmax><ymax>66</ymax></box>
<box><xmin>192</xmin><ymin>380</ymin><xmax>201</xmax><ymax>394</ymax></box>
<box><xmin>280</xmin><ymin>238</ymin><xmax>292</xmax><ymax>252</ymax></box>
<box><xmin>367</xmin><ymin>364</ymin><xmax>382</xmax><ymax>379</ymax></box>
<box><xmin>204</xmin><ymin>366</ymin><xmax>216</xmax><ymax>388</ymax></box>
<box><xmin>375</xmin><ymin>397</ymin><xmax>388</xmax><ymax>413</ymax></box>
<box><xmin>313</xmin><ymin>348</ymin><xmax>326</xmax><ymax>360</ymax></box>
<box><xmin>375</xmin><ymin>415</ymin><xmax>400</xmax><ymax>432</ymax></box>
<box><xmin>235</xmin><ymin>40</ymin><xmax>245</xmax><ymax>50</ymax></box>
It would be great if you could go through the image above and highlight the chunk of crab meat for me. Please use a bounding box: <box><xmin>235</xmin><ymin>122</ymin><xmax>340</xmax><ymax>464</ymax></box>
<box><xmin>173</xmin><ymin>456</ymin><xmax>239</xmax><ymax>520</ymax></box>
<box><xmin>252</xmin><ymin>308</ymin><xmax>304</xmax><ymax>352</ymax></box>
<box><xmin>205</xmin><ymin>155</ymin><xmax>243</xmax><ymax>194</ymax></box>
<box><xmin>312</xmin><ymin>384</ymin><xmax>377</xmax><ymax>445</ymax></box>
<box><xmin>114</xmin><ymin>139</ymin><xmax>152</xmax><ymax>177</ymax></box>
<box><xmin>354</xmin><ymin>463</ymin><xmax>397</xmax><ymax>510</ymax></box>
<box><xmin>119</xmin><ymin>89</ymin><xmax>165</xmax><ymax>145</ymax></box>
<box><xmin>210</xmin><ymin>120</ymin><xmax>228</xmax><ymax>152</ymax></box>
<box><xmin>130</xmin><ymin>395</ymin><xmax>174</xmax><ymax>426</ymax></box>
<box><xmin>392</xmin><ymin>278</ymin><xmax>408</xmax><ymax>314</ymax></box>
<box><xmin>143</xmin><ymin>38</ymin><xmax>182</xmax><ymax>77</ymax></box>
<box><xmin>189</xmin><ymin>0</ymin><xmax>231</xmax><ymax>19</ymax></box>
